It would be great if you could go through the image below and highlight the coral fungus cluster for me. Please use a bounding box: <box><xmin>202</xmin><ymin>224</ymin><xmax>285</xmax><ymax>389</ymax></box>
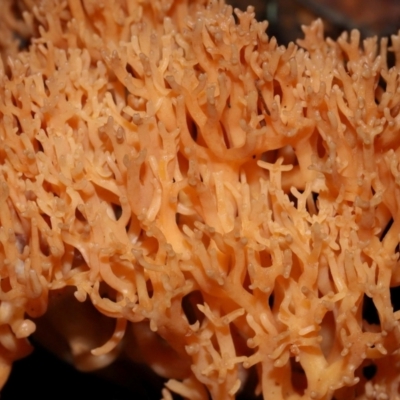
<box><xmin>0</xmin><ymin>0</ymin><xmax>400</xmax><ymax>398</ymax></box>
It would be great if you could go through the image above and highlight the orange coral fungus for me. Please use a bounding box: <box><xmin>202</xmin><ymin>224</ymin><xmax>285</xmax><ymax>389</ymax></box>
<box><xmin>1</xmin><ymin>0</ymin><xmax>400</xmax><ymax>398</ymax></box>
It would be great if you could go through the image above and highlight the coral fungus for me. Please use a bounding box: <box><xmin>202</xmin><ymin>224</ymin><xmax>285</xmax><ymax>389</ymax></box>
<box><xmin>0</xmin><ymin>0</ymin><xmax>400</xmax><ymax>398</ymax></box>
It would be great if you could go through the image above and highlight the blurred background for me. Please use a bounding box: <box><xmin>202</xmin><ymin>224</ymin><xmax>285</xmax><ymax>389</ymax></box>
<box><xmin>2</xmin><ymin>0</ymin><xmax>400</xmax><ymax>399</ymax></box>
<box><xmin>230</xmin><ymin>0</ymin><xmax>400</xmax><ymax>44</ymax></box>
